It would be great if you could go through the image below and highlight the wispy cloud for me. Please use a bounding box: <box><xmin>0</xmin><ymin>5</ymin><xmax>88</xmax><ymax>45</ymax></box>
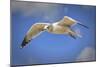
<box><xmin>76</xmin><ymin>47</ymin><xmax>96</xmax><ymax>61</ymax></box>
<box><xmin>11</xmin><ymin>1</ymin><xmax>65</xmax><ymax>22</ymax></box>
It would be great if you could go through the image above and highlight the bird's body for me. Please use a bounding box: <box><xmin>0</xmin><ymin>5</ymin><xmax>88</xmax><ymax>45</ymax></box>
<box><xmin>21</xmin><ymin>16</ymin><xmax>88</xmax><ymax>48</ymax></box>
<box><xmin>47</xmin><ymin>23</ymin><xmax>67</xmax><ymax>34</ymax></box>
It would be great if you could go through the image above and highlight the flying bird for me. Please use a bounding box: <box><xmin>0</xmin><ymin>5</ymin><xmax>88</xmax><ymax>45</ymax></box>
<box><xmin>21</xmin><ymin>16</ymin><xmax>88</xmax><ymax>48</ymax></box>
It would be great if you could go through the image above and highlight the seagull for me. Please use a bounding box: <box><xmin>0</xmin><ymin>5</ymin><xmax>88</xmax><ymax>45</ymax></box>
<box><xmin>21</xmin><ymin>16</ymin><xmax>88</xmax><ymax>48</ymax></box>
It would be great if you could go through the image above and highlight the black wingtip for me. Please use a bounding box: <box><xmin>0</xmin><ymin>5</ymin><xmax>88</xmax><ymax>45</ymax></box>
<box><xmin>20</xmin><ymin>38</ymin><xmax>28</xmax><ymax>49</ymax></box>
<box><xmin>20</xmin><ymin>43</ymin><xmax>26</xmax><ymax>49</ymax></box>
<box><xmin>20</xmin><ymin>45</ymin><xmax>25</xmax><ymax>49</ymax></box>
<box><xmin>71</xmin><ymin>35</ymin><xmax>76</xmax><ymax>39</ymax></box>
<box><xmin>77</xmin><ymin>23</ymin><xmax>89</xmax><ymax>29</ymax></box>
<box><xmin>69</xmin><ymin>33</ymin><xmax>77</xmax><ymax>39</ymax></box>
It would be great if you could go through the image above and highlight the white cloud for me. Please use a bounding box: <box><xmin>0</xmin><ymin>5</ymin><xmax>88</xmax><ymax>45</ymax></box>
<box><xmin>76</xmin><ymin>47</ymin><xmax>96</xmax><ymax>61</ymax></box>
<box><xmin>11</xmin><ymin>1</ymin><xmax>65</xmax><ymax>22</ymax></box>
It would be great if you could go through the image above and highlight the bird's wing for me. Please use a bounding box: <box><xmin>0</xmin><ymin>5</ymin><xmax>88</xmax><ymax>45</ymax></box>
<box><xmin>57</xmin><ymin>16</ymin><xmax>77</xmax><ymax>26</ymax></box>
<box><xmin>21</xmin><ymin>23</ymin><xmax>49</xmax><ymax>48</ymax></box>
<box><xmin>65</xmin><ymin>27</ymin><xmax>82</xmax><ymax>39</ymax></box>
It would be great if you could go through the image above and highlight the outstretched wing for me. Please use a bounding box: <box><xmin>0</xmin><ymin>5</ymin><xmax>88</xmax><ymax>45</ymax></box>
<box><xmin>58</xmin><ymin>16</ymin><xmax>88</xmax><ymax>29</ymax></box>
<box><xmin>21</xmin><ymin>23</ymin><xmax>49</xmax><ymax>48</ymax></box>
<box><xmin>57</xmin><ymin>16</ymin><xmax>77</xmax><ymax>26</ymax></box>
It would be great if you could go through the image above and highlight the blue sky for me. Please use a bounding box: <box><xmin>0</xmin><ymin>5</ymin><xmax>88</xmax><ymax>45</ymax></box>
<box><xmin>11</xmin><ymin>1</ymin><xmax>96</xmax><ymax>66</ymax></box>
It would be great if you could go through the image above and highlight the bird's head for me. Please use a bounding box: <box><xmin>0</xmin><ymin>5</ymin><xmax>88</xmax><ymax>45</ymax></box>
<box><xmin>44</xmin><ymin>24</ymin><xmax>52</xmax><ymax>30</ymax></box>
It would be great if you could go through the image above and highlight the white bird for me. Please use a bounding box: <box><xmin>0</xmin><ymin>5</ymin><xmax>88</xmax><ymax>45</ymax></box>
<box><xmin>21</xmin><ymin>16</ymin><xmax>88</xmax><ymax>48</ymax></box>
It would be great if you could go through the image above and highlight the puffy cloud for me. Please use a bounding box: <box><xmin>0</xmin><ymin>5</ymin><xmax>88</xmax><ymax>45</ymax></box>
<box><xmin>76</xmin><ymin>47</ymin><xmax>96</xmax><ymax>61</ymax></box>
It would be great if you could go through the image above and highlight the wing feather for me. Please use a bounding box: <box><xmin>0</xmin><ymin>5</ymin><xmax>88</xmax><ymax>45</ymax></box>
<box><xmin>21</xmin><ymin>23</ymin><xmax>49</xmax><ymax>48</ymax></box>
<box><xmin>58</xmin><ymin>16</ymin><xmax>77</xmax><ymax>26</ymax></box>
